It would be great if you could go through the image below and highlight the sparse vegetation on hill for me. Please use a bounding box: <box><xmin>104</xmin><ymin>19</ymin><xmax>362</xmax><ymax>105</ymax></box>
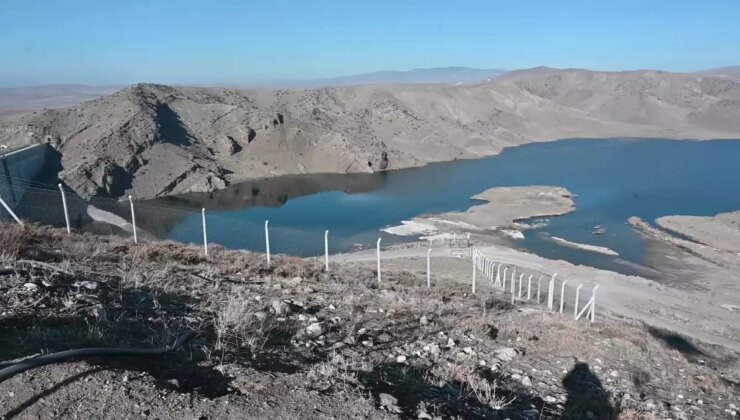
<box><xmin>0</xmin><ymin>225</ymin><xmax>737</xmax><ymax>419</ymax></box>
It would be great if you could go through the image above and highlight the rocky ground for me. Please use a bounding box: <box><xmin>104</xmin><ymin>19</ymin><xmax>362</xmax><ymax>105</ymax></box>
<box><xmin>2</xmin><ymin>69</ymin><xmax>740</xmax><ymax>200</ymax></box>
<box><xmin>0</xmin><ymin>225</ymin><xmax>738</xmax><ymax>419</ymax></box>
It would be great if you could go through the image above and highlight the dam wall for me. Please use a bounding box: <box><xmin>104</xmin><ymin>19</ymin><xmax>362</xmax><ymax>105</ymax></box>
<box><xmin>0</xmin><ymin>143</ymin><xmax>138</xmax><ymax>234</ymax></box>
<box><xmin>0</xmin><ymin>144</ymin><xmax>55</xmax><ymax>206</ymax></box>
<box><xmin>0</xmin><ymin>143</ymin><xmax>76</xmax><ymax>226</ymax></box>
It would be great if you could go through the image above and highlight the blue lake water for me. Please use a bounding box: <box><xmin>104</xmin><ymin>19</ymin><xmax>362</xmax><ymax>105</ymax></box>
<box><xmin>149</xmin><ymin>138</ymin><xmax>740</xmax><ymax>274</ymax></box>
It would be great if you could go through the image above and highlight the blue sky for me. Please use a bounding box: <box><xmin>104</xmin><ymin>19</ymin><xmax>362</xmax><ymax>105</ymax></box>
<box><xmin>1</xmin><ymin>0</ymin><xmax>738</xmax><ymax>86</ymax></box>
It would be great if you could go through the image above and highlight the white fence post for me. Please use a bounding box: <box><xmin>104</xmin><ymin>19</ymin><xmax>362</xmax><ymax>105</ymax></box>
<box><xmin>510</xmin><ymin>269</ymin><xmax>516</xmax><ymax>295</ymax></box>
<box><xmin>58</xmin><ymin>184</ymin><xmax>70</xmax><ymax>234</ymax></box>
<box><xmin>427</xmin><ymin>248</ymin><xmax>432</xmax><ymax>288</ymax></box>
<box><xmin>128</xmin><ymin>195</ymin><xmax>137</xmax><ymax>244</ymax></box>
<box><xmin>574</xmin><ymin>284</ymin><xmax>583</xmax><ymax>318</ymax></box>
<box><xmin>547</xmin><ymin>273</ymin><xmax>557</xmax><ymax>310</ymax></box>
<box><xmin>502</xmin><ymin>267</ymin><xmax>508</xmax><ymax>290</ymax></box>
<box><xmin>511</xmin><ymin>281</ymin><xmax>515</xmax><ymax>304</ymax></box>
<box><xmin>527</xmin><ymin>274</ymin><xmax>533</xmax><ymax>300</ymax></box>
<box><xmin>201</xmin><ymin>208</ymin><xmax>208</xmax><ymax>257</ymax></box>
<box><xmin>471</xmin><ymin>250</ymin><xmax>476</xmax><ymax>294</ymax></box>
<box><xmin>265</xmin><ymin>220</ymin><xmax>271</xmax><ymax>266</ymax></box>
<box><xmin>537</xmin><ymin>276</ymin><xmax>542</xmax><ymax>303</ymax></box>
<box><xmin>559</xmin><ymin>280</ymin><xmax>568</xmax><ymax>314</ymax></box>
<box><xmin>376</xmin><ymin>238</ymin><xmax>382</xmax><ymax>284</ymax></box>
<box><xmin>0</xmin><ymin>194</ymin><xmax>22</xmax><ymax>226</ymax></box>
<box><xmin>518</xmin><ymin>273</ymin><xmax>524</xmax><ymax>298</ymax></box>
<box><xmin>590</xmin><ymin>285</ymin><xmax>599</xmax><ymax>322</ymax></box>
<box><xmin>324</xmin><ymin>230</ymin><xmax>329</xmax><ymax>272</ymax></box>
<box><xmin>495</xmin><ymin>265</ymin><xmax>502</xmax><ymax>288</ymax></box>
<box><xmin>575</xmin><ymin>285</ymin><xmax>599</xmax><ymax>322</ymax></box>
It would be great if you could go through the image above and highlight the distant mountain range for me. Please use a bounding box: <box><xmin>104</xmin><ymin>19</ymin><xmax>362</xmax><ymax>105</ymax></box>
<box><xmin>696</xmin><ymin>66</ymin><xmax>740</xmax><ymax>81</ymax></box>
<box><xmin>0</xmin><ymin>67</ymin><xmax>507</xmax><ymax>112</ymax></box>
<box><xmin>2</xmin><ymin>65</ymin><xmax>739</xmax><ymax>113</ymax></box>
<box><xmin>284</xmin><ymin>66</ymin><xmax>508</xmax><ymax>87</ymax></box>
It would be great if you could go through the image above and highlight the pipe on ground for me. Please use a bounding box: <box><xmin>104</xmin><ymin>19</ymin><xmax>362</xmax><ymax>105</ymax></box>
<box><xmin>0</xmin><ymin>331</ymin><xmax>193</xmax><ymax>383</ymax></box>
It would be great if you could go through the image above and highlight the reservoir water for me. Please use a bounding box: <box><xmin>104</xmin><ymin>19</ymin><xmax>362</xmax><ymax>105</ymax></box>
<box><xmin>150</xmin><ymin>138</ymin><xmax>740</xmax><ymax>273</ymax></box>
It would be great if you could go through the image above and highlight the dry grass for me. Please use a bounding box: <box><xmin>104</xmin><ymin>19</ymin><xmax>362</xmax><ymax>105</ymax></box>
<box><xmin>1</xmin><ymin>224</ymin><xmax>737</xmax><ymax>419</ymax></box>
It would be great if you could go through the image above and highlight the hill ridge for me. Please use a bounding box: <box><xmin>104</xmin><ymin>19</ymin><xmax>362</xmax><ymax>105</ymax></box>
<box><xmin>2</xmin><ymin>68</ymin><xmax>740</xmax><ymax>199</ymax></box>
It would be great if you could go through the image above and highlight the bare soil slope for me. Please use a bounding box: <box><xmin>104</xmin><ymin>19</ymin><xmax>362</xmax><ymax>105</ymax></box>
<box><xmin>657</xmin><ymin>211</ymin><xmax>740</xmax><ymax>254</ymax></box>
<box><xmin>2</xmin><ymin>69</ymin><xmax>740</xmax><ymax>199</ymax></box>
<box><xmin>0</xmin><ymin>225</ymin><xmax>738</xmax><ymax>419</ymax></box>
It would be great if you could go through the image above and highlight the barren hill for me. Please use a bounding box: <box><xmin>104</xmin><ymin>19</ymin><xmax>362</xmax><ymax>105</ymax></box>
<box><xmin>698</xmin><ymin>65</ymin><xmax>740</xmax><ymax>81</ymax></box>
<box><xmin>2</xmin><ymin>69</ymin><xmax>740</xmax><ymax>199</ymax></box>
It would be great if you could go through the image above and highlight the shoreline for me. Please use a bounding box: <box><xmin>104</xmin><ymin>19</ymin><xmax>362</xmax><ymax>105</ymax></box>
<box><xmin>382</xmin><ymin>185</ymin><xmax>576</xmax><ymax>240</ymax></box>
<box><xmin>547</xmin><ymin>235</ymin><xmax>619</xmax><ymax>256</ymax></box>
<box><xmin>208</xmin><ymin>137</ymin><xmax>740</xmax><ymax>201</ymax></box>
<box><xmin>656</xmin><ymin>211</ymin><xmax>740</xmax><ymax>254</ymax></box>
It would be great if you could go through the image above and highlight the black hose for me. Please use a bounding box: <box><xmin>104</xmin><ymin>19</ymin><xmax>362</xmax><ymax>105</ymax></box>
<box><xmin>0</xmin><ymin>331</ymin><xmax>193</xmax><ymax>383</ymax></box>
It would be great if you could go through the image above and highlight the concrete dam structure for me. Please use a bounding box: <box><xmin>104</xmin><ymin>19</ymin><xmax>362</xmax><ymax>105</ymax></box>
<box><xmin>0</xmin><ymin>144</ymin><xmax>57</xmax><ymax>207</ymax></box>
<box><xmin>0</xmin><ymin>143</ymin><xmax>172</xmax><ymax>238</ymax></box>
<box><xmin>0</xmin><ymin>143</ymin><xmax>76</xmax><ymax>226</ymax></box>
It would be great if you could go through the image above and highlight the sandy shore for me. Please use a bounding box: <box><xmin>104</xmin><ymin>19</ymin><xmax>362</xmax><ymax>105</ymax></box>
<box><xmin>86</xmin><ymin>204</ymin><xmax>133</xmax><ymax>232</ymax></box>
<box><xmin>548</xmin><ymin>235</ymin><xmax>619</xmax><ymax>256</ymax></box>
<box><xmin>384</xmin><ymin>186</ymin><xmax>575</xmax><ymax>240</ymax></box>
<box><xmin>657</xmin><ymin>211</ymin><xmax>740</xmax><ymax>254</ymax></box>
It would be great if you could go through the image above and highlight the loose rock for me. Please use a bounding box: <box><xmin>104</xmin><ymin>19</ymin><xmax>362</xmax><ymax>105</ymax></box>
<box><xmin>272</xmin><ymin>300</ymin><xmax>291</xmax><ymax>316</ymax></box>
<box><xmin>495</xmin><ymin>347</ymin><xmax>517</xmax><ymax>362</ymax></box>
<box><xmin>379</xmin><ymin>393</ymin><xmax>402</xmax><ymax>414</ymax></box>
<box><xmin>305</xmin><ymin>322</ymin><xmax>325</xmax><ymax>339</ymax></box>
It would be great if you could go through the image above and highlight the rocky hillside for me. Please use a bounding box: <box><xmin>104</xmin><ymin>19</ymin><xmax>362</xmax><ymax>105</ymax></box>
<box><xmin>1</xmin><ymin>225</ymin><xmax>738</xmax><ymax>419</ymax></box>
<box><xmin>2</xmin><ymin>69</ymin><xmax>740</xmax><ymax>199</ymax></box>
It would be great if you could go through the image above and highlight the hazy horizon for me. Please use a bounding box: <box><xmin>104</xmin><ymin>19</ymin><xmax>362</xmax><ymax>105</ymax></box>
<box><xmin>2</xmin><ymin>64</ymin><xmax>739</xmax><ymax>90</ymax></box>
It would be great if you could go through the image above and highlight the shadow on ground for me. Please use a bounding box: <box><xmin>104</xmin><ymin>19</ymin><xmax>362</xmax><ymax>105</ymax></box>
<box><xmin>356</xmin><ymin>361</ymin><xmax>564</xmax><ymax>419</ymax></box>
<box><xmin>562</xmin><ymin>362</ymin><xmax>618</xmax><ymax>420</ymax></box>
<box><xmin>2</xmin><ymin>367</ymin><xmax>104</xmax><ymax>419</ymax></box>
<box><xmin>647</xmin><ymin>326</ymin><xmax>704</xmax><ymax>357</ymax></box>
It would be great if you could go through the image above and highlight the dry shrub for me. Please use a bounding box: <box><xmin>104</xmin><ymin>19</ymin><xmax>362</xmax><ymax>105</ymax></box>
<box><xmin>0</xmin><ymin>223</ymin><xmax>65</xmax><ymax>258</ymax></box>
<box><xmin>270</xmin><ymin>256</ymin><xmax>320</xmax><ymax>279</ymax></box>
<box><xmin>431</xmin><ymin>363</ymin><xmax>515</xmax><ymax>410</ymax></box>
<box><xmin>618</xmin><ymin>408</ymin><xmax>658</xmax><ymax>420</ymax></box>
<box><xmin>204</xmin><ymin>286</ymin><xmax>295</xmax><ymax>356</ymax></box>
<box><xmin>137</xmin><ymin>241</ymin><xmax>204</xmax><ymax>265</ymax></box>
<box><xmin>0</xmin><ymin>224</ymin><xmax>29</xmax><ymax>257</ymax></box>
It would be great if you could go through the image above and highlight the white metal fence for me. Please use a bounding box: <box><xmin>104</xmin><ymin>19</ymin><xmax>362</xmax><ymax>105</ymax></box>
<box><xmin>0</xmin><ymin>179</ymin><xmax>599</xmax><ymax>323</ymax></box>
<box><xmin>470</xmin><ymin>249</ymin><xmax>599</xmax><ymax>322</ymax></box>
